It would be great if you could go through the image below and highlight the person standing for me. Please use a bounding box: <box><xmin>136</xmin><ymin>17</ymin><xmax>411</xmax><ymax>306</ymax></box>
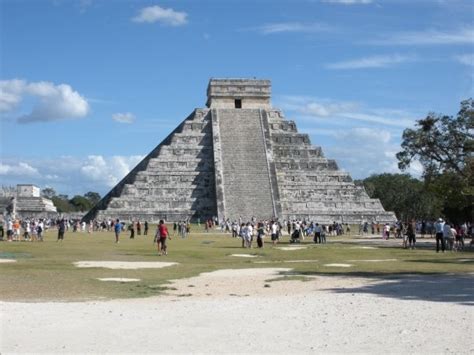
<box><xmin>239</xmin><ymin>223</ymin><xmax>246</xmax><ymax>248</ymax></box>
<box><xmin>57</xmin><ymin>219</ymin><xmax>66</xmax><ymax>242</ymax></box>
<box><xmin>6</xmin><ymin>219</ymin><xmax>13</xmax><ymax>242</ymax></box>
<box><xmin>442</xmin><ymin>221</ymin><xmax>452</xmax><ymax>251</ymax></box>
<box><xmin>256</xmin><ymin>222</ymin><xmax>265</xmax><ymax>248</ymax></box>
<box><xmin>129</xmin><ymin>222</ymin><xmax>135</xmax><ymax>239</ymax></box>
<box><xmin>320</xmin><ymin>225</ymin><xmax>327</xmax><ymax>244</ymax></box>
<box><xmin>136</xmin><ymin>220</ymin><xmax>141</xmax><ymax>236</ymax></box>
<box><xmin>23</xmin><ymin>220</ymin><xmax>31</xmax><ymax>241</ymax></box>
<box><xmin>158</xmin><ymin>220</ymin><xmax>170</xmax><ymax>256</ymax></box>
<box><xmin>434</xmin><ymin>218</ymin><xmax>445</xmax><ymax>252</ymax></box>
<box><xmin>13</xmin><ymin>220</ymin><xmax>20</xmax><ymax>241</ymax></box>
<box><xmin>114</xmin><ymin>219</ymin><xmax>122</xmax><ymax>243</ymax></box>
<box><xmin>407</xmin><ymin>220</ymin><xmax>416</xmax><ymax>249</ymax></box>
<box><xmin>271</xmin><ymin>221</ymin><xmax>279</xmax><ymax>245</ymax></box>
<box><xmin>144</xmin><ymin>221</ymin><xmax>149</xmax><ymax>236</ymax></box>
<box><xmin>383</xmin><ymin>224</ymin><xmax>390</xmax><ymax>240</ymax></box>
<box><xmin>313</xmin><ymin>223</ymin><xmax>321</xmax><ymax>244</ymax></box>
<box><xmin>37</xmin><ymin>220</ymin><xmax>44</xmax><ymax>242</ymax></box>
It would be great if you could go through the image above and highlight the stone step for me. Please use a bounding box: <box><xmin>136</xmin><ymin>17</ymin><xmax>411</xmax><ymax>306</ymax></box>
<box><xmin>216</xmin><ymin>109</ymin><xmax>275</xmax><ymax>220</ymax></box>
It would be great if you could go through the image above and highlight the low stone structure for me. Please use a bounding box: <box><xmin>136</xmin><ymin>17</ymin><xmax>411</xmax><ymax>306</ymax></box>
<box><xmin>0</xmin><ymin>184</ymin><xmax>57</xmax><ymax>220</ymax></box>
<box><xmin>84</xmin><ymin>79</ymin><xmax>396</xmax><ymax>223</ymax></box>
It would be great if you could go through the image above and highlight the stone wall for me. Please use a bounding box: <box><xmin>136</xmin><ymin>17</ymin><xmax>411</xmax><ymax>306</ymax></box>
<box><xmin>83</xmin><ymin>109</ymin><xmax>217</xmax><ymax>223</ymax></box>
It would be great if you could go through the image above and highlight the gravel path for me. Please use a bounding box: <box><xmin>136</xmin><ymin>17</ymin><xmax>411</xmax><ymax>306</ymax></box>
<box><xmin>1</xmin><ymin>270</ymin><xmax>472</xmax><ymax>354</ymax></box>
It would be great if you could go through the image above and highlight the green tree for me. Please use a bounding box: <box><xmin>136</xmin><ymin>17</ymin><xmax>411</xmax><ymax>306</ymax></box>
<box><xmin>84</xmin><ymin>191</ymin><xmax>101</xmax><ymax>205</ymax></box>
<box><xmin>360</xmin><ymin>173</ymin><xmax>442</xmax><ymax>221</ymax></box>
<box><xmin>41</xmin><ymin>187</ymin><xmax>56</xmax><ymax>199</ymax></box>
<box><xmin>69</xmin><ymin>195</ymin><xmax>92</xmax><ymax>212</ymax></box>
<box><xmin>396</xmin><ymin>99</ymin><xmax>473</xmax><ymax>179</ymax></box>
<box><xmin>52</xmin><ymin>195</ymin><xmax>74</xmax><ymax>213</ymax></box>
<box><xmin>396</xmin><ymin>99</ymin><xmax>473</xmax><ymax>222</ymax></box>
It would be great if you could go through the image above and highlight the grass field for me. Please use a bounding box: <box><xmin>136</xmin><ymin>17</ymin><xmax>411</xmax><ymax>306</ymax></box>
<box><xmin>1</xmin><ymin>224</ymin><xmax>473</xmax><ymax>301</ymax></box>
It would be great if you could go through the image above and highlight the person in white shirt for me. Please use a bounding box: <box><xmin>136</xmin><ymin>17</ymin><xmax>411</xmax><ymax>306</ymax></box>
<box><xmin>442</xmin><ymin>222</ymin><xmax>452</xmax><ymax>251</ymax></box>
<box><xmin>37</xmin><ymin>220</ymin><xmax>45</xmax><ymax>241</ymax></box>
<box><xmin>271</xmin><ymin>221</ymin><xmax>279</xmax><ymax>245</ymax></box>
<box><xmin>245</xmin><ymin>223</ymin><xmax>253</xmax><ymax>248</ymax></box>
<box><xmin>24</xmin><ymin>221</ymin><xmax>31</xmax><ymax>241</ymax></box>
<box><xmin>434</xmin><ymin>218</ymin><xmax>445</xmax><ymax>252</ymax></box>
<box><xmin>6</xmin><ymin>220</ymin><xmax>13</xmax><ymax>242</ymax></box>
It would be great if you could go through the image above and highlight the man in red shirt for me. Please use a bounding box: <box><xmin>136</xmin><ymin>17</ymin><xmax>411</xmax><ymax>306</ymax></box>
<box><xmin>158</xmin><ymin>220</ymin><xmax>170</xmax><ymax>256</ymax></box>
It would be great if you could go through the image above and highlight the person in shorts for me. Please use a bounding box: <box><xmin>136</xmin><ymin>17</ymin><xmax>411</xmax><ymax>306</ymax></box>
<box><xmin>158</xmin><ymin>220</ymin><xmax>170</xmax><ymax>255</ymax></box>
<box><xmin>6</xmin><ymin>219</ymin><xmax>13</xmax><ymax>242</ymax></box>
<box><xmin>270</xmin><ymin>221</ymin><xmax>279</xmax><ymax>245</ymax></box>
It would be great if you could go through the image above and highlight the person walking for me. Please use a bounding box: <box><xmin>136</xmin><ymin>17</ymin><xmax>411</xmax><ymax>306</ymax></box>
<box><xmin>129</xmin><ymin>222</ymin><xmax>135</xmax><ymax>239</ymax></box>
<box><xmin>57</xmin><ymin>219</ymin><xmax>66</xmax><ymax>242</ymax></box>
<box><xmin>158</xmin><ymin>220</ymin><xmax>170</xmax><ymax>255</ymax></box>
<box><xmin>114</xmin><ymin>219</ymin><xmax>122</xmax><ymax>243</ymax></box>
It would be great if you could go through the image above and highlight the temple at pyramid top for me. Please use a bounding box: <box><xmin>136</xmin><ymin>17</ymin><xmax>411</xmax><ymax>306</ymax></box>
<box><xmin>207</xmin><ymin>78</ymin><xmax>271</xmax><ymax>109</ymax></box>
<box><xmin>83</xmin><ymin>78</ymin><xmax>396</xmax><ymax>224</ymax></box>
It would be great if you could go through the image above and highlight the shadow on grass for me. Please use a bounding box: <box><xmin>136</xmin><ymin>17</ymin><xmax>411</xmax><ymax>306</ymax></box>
<box><xmin>408</xmin><ymin>258</ymin><xmax>474</xmax><ymax>264</ymax></box>
<box><xmin>296</xmin><ymin>272</ymin><xmax>474</xmax><ymax>306</ymax></box>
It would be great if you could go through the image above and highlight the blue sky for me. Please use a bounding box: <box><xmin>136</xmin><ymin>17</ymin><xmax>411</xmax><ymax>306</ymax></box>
<box><xmin>1</xmin><ymin>0</ymin><xmax>473</xmax><ymax>197</ymax></box>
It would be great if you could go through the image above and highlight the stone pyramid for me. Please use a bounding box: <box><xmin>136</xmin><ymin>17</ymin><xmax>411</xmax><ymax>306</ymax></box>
<box><xmin>83</xmin><ymin>79</ymin><xmax>396</xmax><ymax>223</ymax></box>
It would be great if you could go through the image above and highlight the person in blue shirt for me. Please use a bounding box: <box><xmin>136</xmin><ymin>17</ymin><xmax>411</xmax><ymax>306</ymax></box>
<box><xmin>114</xmin><ymin>219</ymin><xmax>122</xmax><ymax>243</ymax></box>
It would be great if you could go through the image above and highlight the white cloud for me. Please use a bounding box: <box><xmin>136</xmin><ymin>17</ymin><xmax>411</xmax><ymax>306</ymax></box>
<box><xmin>0</xmin><ymin>162</ymin><xmax>40</xmax><ymax>177</ymax></box>
<box><xmin>278</xmin><ymin>96</ymin><xmax>415</xmax><ymax>127</ymax></box>
<box><xmin>254</xmin><ymin>22</ymin><xmax>332</xmax><ymax>35</ymax></box>
<box><xmin>112</xmin><ymin>112</ymin><xmax>135</xmax><ymax>124</ymax></box>
<box><xmin>275</xmin><ymin>95</ymin><xmax>424</xmax><ymax>178</ymax></box>
<box><xmin>132</xmin><ymin>5</ymin><xmax>187</xmax><ymax>26</ymax></box>
<box><xmin>0</xmin><ymin>79</ymin><xmax>89</xmax><ymax>123</ymax></box>
<box><xmin>324</xmin><ymin>128</ymin><xmax>404</xmax><ymax>178</ymax></box>
<box><xmin>368</xmin><ymin>27</ymin><xmax>474</xmax><ymax>46</ymax></box>
<box><xmin>279</xmin><ymin>95</ymin><xmax>359</xmax><ymax>116</ymax></box>
<box><xmin>454</xmin><ymin>54</ymin><xmax>474</xmax><ymax>66</ymax></box>
<box><xmin>323</xmin><ymin>0</ymin><xmax>372</xmax><ymax>4</ymax></box>
<box><xmin>0</xmin><ymin>155</ymin><xmax>144</xmax><ymax>197</ymax></box>
<box><xmin>0</xmin><ymin>79</ymin><xmax>26</xmax><ymax>112</ymax></box>
<box><xmin>80</xmin><ymin>155</ymin><xmax>143</xmax><ymax>188</ymax></box>
<box><xmin>341</xmin><ymin>111</ymin><xmax>414</xmax><ymax>127</ymax></box>
<box><xmin>326</xmin><ymin>54</ymin><xmax>415</xmax><ymax>69</ymax></box>
<box><xmin>343</xmin><ymin>127</ymin><xmax>391</xmax><ymax>144</ymax></box>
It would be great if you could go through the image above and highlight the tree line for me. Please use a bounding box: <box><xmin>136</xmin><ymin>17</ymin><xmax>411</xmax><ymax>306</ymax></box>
<box><xmin>41</xmin><ymin>188</ymin><xmax>101</xmax><ymax>213</ymax></box>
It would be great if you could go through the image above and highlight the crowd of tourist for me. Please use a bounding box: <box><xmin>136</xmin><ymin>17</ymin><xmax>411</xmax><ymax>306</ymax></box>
<box><xmin>355</xmin><ymin>219</ymin><xmax>472</xmax><ymax>251</ymax></box>
<box><xmin>1</xmin><ymin>215</ymin><xmax>472</xmax><ymax>253</ymax></box>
